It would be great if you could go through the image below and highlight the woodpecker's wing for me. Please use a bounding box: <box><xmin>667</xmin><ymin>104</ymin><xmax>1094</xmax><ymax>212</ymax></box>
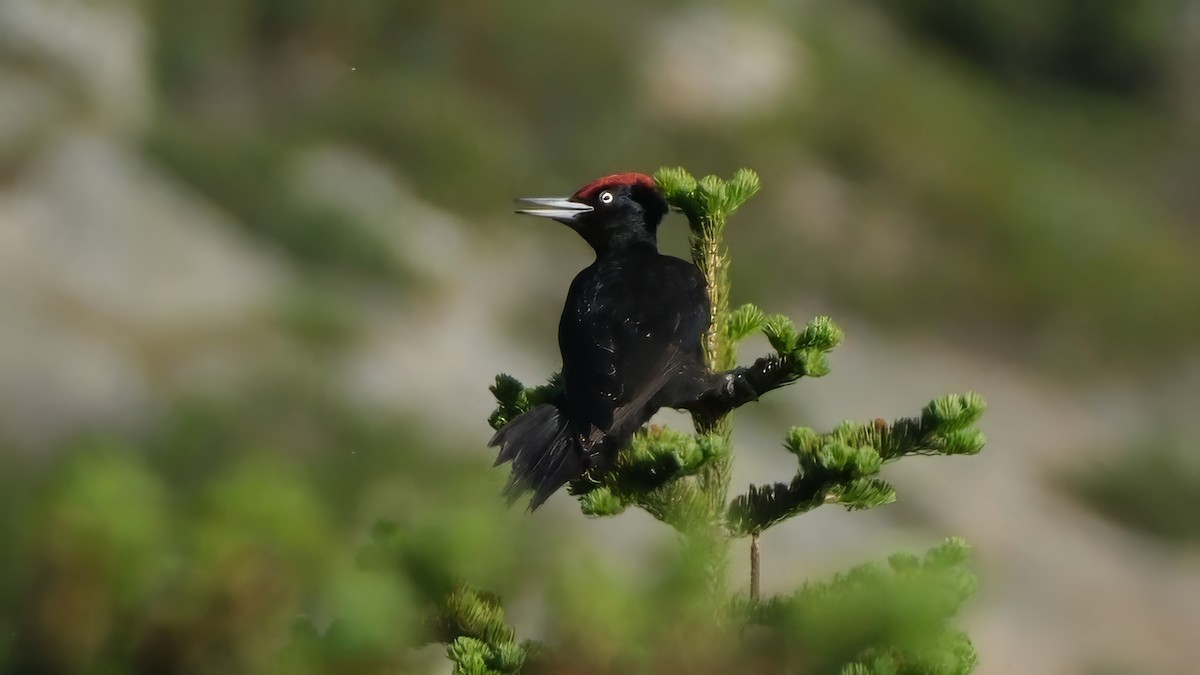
<box><xmin>559</xmin><ymin>254</ymin><xmax>709</xmax><ymax>445</ymax></box>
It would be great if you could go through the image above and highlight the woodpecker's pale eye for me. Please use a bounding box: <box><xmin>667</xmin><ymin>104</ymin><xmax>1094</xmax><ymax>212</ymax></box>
<box><xmin>599</xmin><ymin>191</ymin><xmax>614</xmax><ymax>204</ymax></box>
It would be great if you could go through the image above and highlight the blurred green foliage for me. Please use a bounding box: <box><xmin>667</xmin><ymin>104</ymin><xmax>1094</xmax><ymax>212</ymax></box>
<box><xmin>138</xmin><ymin>0</ymin><xmax>1199</xmax><ymax>371</ymax></box>
<box><xmin>743</xmin><ymin>538</ymin><xmax>978</xmax><ymax>674</ymax></box>
<box><xmin>147</xmin><ymin>119</ymin><xmax>404</xmax><ymax>281</ymax></box>
<box><xmin>1065</xmin><ymin>438</ymin><xmax>1200</xmax><ymax>545</ymax></box>
<box><xmin>790</xmin><ymin>34</ymin><xmax>1199</xmax><ymax>368</ymax></box>
<box><xmin>2</xmin><ymin>0</ymin><xmax>1195</xmax><ymax>671</ymax></box>
<box><xmin>0</xmin><ymin>378</ymin><xmax>542</xmax><ymax>673</ymax></box>
<box><xmin>872</xmin><ymin>0</ymin><xmax>1176</xmax><ymax>93</ymax></box>
<box><xmin>0</xmin><ymin>396</ymin><xmax>982</xmax><ymax>673</ymax></box>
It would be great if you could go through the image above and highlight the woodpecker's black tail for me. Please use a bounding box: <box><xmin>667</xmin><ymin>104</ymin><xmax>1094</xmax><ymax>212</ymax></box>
<box><xmin>489</xmin><ymin>402</ymin><xmax>582</xmax><ymax>510</ymax></box>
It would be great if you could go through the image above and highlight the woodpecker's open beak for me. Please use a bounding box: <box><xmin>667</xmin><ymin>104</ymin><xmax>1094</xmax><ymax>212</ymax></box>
<box><xmin>515</xmin><ymin>197</ymin><xmax>593</xmax><ymax>222</ymax></box>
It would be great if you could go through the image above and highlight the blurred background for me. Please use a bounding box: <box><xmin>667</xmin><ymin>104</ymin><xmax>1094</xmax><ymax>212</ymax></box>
<box><xmin>1</xmin><ymin>0</ymin><xmax>1198</xmax><ymax>673</ymax></box>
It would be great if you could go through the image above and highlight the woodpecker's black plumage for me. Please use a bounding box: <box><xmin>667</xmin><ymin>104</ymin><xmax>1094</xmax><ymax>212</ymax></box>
<box><xmin>492</xmin><ymin>173</ymin><xmax>797</xmax><ymax>509</ymax></box>
<box><xmin>491</xmin><ymin>174</ymin><xmax>715</xmax><ymax>509</ymax></box>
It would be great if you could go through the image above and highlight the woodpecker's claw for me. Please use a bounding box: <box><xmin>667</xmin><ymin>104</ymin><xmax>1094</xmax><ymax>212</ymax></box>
<box><xmin>515</xmin><ymin>197</ymin><xmax>594</xmax><ymax>222</ymax></box>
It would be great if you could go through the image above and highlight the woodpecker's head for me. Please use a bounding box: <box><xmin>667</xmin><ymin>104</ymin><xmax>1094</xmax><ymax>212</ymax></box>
<box><xmin>517</xmin><ymin>173</ymin><xmax>669</xmax><ymax>252</ymax></box>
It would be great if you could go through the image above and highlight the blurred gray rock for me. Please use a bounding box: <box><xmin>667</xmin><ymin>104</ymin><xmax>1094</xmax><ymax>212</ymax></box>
<box><xmin>0</xmin><ymin>131</ymin><xmax>290</xmax><ymax>445</ymax></box>
<box><xmin>283</xmin><ymin>145</ymin><xmax>553</xmax><ymax>430</ymax></box>
<box><xmin>0</xmin><ymin>65</ymin><xmax>69</xmax><ymax>158</ymax></box>
<box><xmin>0</xmin><ymin>0</ymin><xmax>149</xmax><ymax>133</ymax></box>
<box><xmin>0</xmin><ymin>307</ymin><xmax>154</xmax><ymax>448</ymax></box>
<box><xmin>288</xmin><ymin>144</ymin><xmax>468</xmax><ymax>286</ymax></box>
<box><xmin>644</xmin><ymin>8</ymin><xmax>805</xmax><ymax>123</ymax></box>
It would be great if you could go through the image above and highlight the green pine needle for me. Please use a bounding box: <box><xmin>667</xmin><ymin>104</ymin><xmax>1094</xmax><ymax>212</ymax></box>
<box><xmin>489</xmin><ymin>642</ymin><xmax>526</xmax><ymax>672</ymax></box>
<box><xmin>724</xmin><ymin>168</ymin><xmax>761</xmax><ymax>213</ymax></box>
<box><xmin>696</xmin><ymin>174</ymin><xmax>728</xmax><ymax>218</ymax></box>
<box><xmin>725</xmin><ymin>303</ymin><xmax>766</xmax><ymax>342</ymax></box>
<box><xmin>487</xmin><ymin>372</ymin><xmax>564</xmax><ymax>430</ymax></box>
<box><xmin>762</xmin><ymin>314</ymin><xmax>800</xmax><ymax>354</ymax></box>
<box><xmin>653</xmin><ymin>166</ymin><xmax>698</xmax><ymax>202</ymax></box>
<box><xmin>578</xmin><ymin>487</ymin><xmax>627</xmax><ymax>517</ymax></box>
<box><xmin>830</xmin><ymin>478</ymin><xmax>897</xmax><ymax>510</ymax></box>
<box><xmin>800</xmin><ymin>315</ymin><xmax>845</xmax><ymax>351</ymax></box>
<box><xmin>729</xmin><ymin>393</ymin><xmax>987</xmax><ymax>535</ymax></box>
<box><xmin>447</xmin><ymin>637</ymin><xmax>495</xmax><ymax>675</ymax></box>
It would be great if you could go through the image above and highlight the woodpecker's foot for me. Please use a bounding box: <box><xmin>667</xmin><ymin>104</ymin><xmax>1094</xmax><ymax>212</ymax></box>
<box><xmin>683</xmin><ymin>353</ymin><xmax>801</xmax><ymax>422</ymax></box>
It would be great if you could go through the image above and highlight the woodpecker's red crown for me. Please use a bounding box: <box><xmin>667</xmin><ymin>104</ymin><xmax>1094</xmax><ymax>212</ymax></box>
<box><xmin>572</xmin><ymin>173</ymin><xmax>658</xmax><ymax>201</ymax></box>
